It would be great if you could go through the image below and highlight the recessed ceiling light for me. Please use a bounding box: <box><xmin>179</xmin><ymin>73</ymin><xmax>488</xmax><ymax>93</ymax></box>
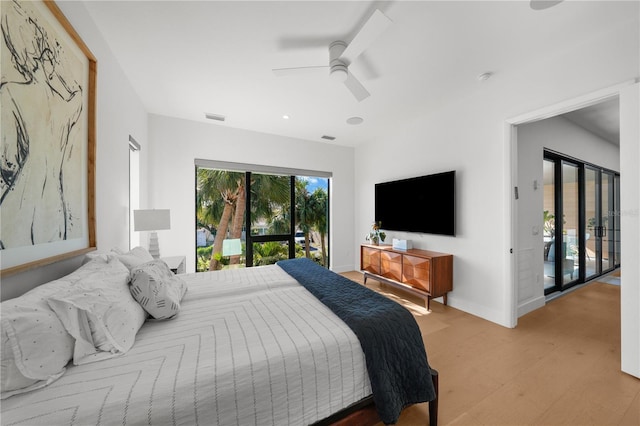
<box><xmin>477</xmin><ymin>72</ymin><xmax>492</xmax><ymax>81</ymax></box>
<box><xmin>282</xmin><ymin>115</ymin><xmax>290</xmax><ymax>120</ymax></box>
<box><xmin>346</xmin><ymin>117</ymin><xmax>364</xmax><ymax>125</ymax></box>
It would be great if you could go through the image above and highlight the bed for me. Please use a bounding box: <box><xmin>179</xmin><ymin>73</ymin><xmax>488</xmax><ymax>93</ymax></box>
<box><xmin>1</xmin><ymin>251</ymin><xmax>438</xmax><ymax>425</ymax></box>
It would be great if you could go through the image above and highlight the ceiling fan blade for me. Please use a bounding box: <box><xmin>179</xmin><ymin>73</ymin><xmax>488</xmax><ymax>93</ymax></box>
<box><xmin>344</xmin><ymin>72</ymin><xmax>370</xmax><ymax>102</ymax></box>
<box><xmin>340</xmin><ymin>9</ymin><xmax>392</xmax><ymax>65</ymax></box>
<box><xmin>530</xmin><ymin>0</ymin><xmax>564</xmax><ymax>10</ymax></box>
<box><xmin>273</xmin><ymin>66</ymin><xmax>328</xmax><ymax>77</ymax></box>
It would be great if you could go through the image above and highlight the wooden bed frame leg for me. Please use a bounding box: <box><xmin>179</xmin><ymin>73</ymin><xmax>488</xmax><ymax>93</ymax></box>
<box><xmin>429</xmin><ymin>368</ymin><xmax>439</xmax><ymax>426</ymax></box>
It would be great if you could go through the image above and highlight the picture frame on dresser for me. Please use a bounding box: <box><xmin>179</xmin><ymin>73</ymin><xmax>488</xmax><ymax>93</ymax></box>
<box><xmin>0</xmin><ymin>0</ymin><xmax>97</xmax><ymax>277</ymax></box>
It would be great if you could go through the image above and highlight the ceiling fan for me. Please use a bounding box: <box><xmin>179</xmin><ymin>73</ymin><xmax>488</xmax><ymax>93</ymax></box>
<box><xmin>272</xmin><ymin>9</ymin><xmax>392</xmax><ymax>102</ymax></box>
<box><xmin>530</xmin><ymin>0</ymin><xmax>564</xmax><ymax>10</ymax></box>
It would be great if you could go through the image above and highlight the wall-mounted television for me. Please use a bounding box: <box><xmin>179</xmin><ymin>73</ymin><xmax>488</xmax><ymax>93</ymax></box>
<box><xmin>375</xmin><ymin>170</ymin><xmax>455</xmax><ymax>236</ymax></box>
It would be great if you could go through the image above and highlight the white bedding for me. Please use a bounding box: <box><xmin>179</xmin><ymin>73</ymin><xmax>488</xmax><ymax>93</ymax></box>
<box><xmin>1</xmin><ymin>265</ymin><xmax>372</xmax><ymax>425</ymax></box>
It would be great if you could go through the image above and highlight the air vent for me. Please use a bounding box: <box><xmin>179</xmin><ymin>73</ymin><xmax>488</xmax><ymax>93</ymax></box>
<box><xmin>205</xmin><ymin>113</ymin><xmax>226</xmax><ymax>122</ymax></box>
<box><xmin>321</xmin><ymin>135</ymin><xmax>336</xmax><ymax>141</ymax></box>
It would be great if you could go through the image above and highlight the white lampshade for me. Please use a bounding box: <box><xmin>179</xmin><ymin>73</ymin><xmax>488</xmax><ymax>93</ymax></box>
<box><xmin>134</xmin><ymin>209</ymin><xmax>170</xmax><ymax>259</ymax></box>
<box><xmin>134</xmin><ymin>209</ymin><xmax>171</xmax><ymax>232</ymax></box>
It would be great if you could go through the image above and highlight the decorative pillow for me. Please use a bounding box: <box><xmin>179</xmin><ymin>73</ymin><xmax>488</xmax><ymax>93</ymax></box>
<box><xmin>48</xmin><ymin>259</ymin><xmax>147</xmax><ymax>365</ymax></box>
<box><xmin>1</xmin><ymin>298</ymin><xmax>74</xmax><ymax>399</ymax></box>
<box><xmin>130</xmin><ymin>260</ymin><xmax>188</xmax><ymax>320</ymax></box>
<box><xmin>117</xmin><ymin>246</ymin><xmax>154</xmax><ymax>271</ymax></box>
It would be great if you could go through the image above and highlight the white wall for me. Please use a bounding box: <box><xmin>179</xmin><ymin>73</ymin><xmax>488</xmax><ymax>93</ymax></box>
<box><xmin>516</xmin><ymin>116</ymin><xmax>620</xmax><ymax>316</ymax></box>
<box><xmin>146</xmin><ymin>114</ymin><xmax>355</xmax><ymax>274</ymax></box>
<box><xmin>620</xmin><ymin>83</ymin><xmax>640</xmax><ymax>378</ymax></box>
<box><xmin>1</xmin><ymin>1</ymin><xmax>148</xmax><ymax>300</ymax></box>
<box><xmin>354</xmin><ymin>13</ymin><xmax>639</xmax><ymax>328</ymax></box>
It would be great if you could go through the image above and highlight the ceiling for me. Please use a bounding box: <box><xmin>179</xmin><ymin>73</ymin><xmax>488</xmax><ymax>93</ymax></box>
<box><xmin>82</xmin><ymin>0</ymin><xmax>634</xmax><ymax>147</ymax></box>
<box><xmin>561</xmin><ymin>98</ymin><xmax>620</xmax><ymax>145</ymax></box>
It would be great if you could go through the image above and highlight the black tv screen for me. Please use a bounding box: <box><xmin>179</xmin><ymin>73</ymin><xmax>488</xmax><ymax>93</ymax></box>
<box><xmin>375</xmin><ymin>171</ymin><xmax>455</xmax><ymax>236</ymax></box>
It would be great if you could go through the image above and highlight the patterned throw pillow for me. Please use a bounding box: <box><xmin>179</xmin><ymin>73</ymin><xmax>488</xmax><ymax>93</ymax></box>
<box><xmin>129</xmin><ymin>260</ymin><xmax>188</xmax><ymax>320</ymax></box>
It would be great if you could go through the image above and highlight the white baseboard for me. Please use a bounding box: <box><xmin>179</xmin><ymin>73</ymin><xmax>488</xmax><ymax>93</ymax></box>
<box><xmin>518</xmin><ymin>296</ymin><xmax>545</xmax><ymax>317</ymax></box>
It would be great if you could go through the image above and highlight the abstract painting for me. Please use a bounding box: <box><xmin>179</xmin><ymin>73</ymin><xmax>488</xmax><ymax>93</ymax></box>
<box><xmin>1</xmin><ymin>0</ymin><xmax>96</xmax><ymax>275</ymax></box>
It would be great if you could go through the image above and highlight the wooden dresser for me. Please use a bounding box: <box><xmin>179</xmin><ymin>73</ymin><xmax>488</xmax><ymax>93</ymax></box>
<box><xmin>360</xmin><ymin>244</ymin><xmax>453</xmax><ymax>310</ymax></box>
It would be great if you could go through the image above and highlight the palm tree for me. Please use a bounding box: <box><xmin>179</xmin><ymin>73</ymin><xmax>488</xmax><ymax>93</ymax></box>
<box><xmin>197</xmin><ymin>169</ymin><xmax>244</xmax><ymax>271</ymax></box>
<box><xmin>197</xmin><ymin>170</ymin><xmax>292</xmax><ymax>270</ymax></box>
<box><xmin>294</xmin><ymin>179</ymin><xmax>313</xmax><ymax>258</ymax></box>
<box><xmin>309</xmin><ymin>187</ymin><xmax>328</xmax><ymax>266</ymax></box>
<box><xmin>228</xmin><ymin>173</ymin><xmax>290</xmax><ymax>265</ymax></box>
<box><xmin>228</xmin><ymin>174</ymin><xmax>246</xmax><ymax>265</ymax></box>
<box><xmin>250</xmin><ymin>174</ymin><xmax>291</xmax><ymax>225</ymax></box>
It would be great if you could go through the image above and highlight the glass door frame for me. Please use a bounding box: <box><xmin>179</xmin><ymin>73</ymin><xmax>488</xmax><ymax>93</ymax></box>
<box><xmin>585</xmin><ymin>165</ymin><xmax>602</xmax><ymax>280</ymax></box>
<box><xmin>543</xmin><ymin>150</ymin><xmax>620</xmax><ymax>295</ymax></box>
<box><xmin>601</xmin><ymin>169</ymin><xmax>617</xmax><ymax>274</ymax></box>
<box><xmin>545</xmin><ymin>152</ymin><xmax>583</xmax><ymax>294</ymax></box>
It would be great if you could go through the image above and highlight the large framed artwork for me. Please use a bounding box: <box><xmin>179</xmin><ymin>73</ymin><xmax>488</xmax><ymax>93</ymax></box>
<box><xmin>1</xmin><ymin>0</ymin><xmax>96</xmax><ymax>276</ymax></box>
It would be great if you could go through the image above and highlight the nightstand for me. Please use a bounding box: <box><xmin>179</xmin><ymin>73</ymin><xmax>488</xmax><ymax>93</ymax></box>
<box><xmin>161</xmin><ymin>256</ymin><xmax>186</xmax><ymax>274</ymax></box>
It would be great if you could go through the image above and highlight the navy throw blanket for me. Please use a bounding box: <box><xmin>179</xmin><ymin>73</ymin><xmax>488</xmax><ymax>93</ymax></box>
<box><xmin>277</xmin><ymin>258</ymin><xmax>436</xmax><ymax>425</ymax></box>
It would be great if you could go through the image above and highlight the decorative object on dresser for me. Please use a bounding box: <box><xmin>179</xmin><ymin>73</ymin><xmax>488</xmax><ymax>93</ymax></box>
<box><xmin>364</xmin><ymin>221</ymin><xmax>386</xmax><ymax>245</ymax></box>
<box><xmin>392</xmin><ymin>238</ymin><xmax>412</xmax><ymax>250</ymax></box>
<box><xmin>133</xmin><ymin>209</ymin><xmax>171</xmax><ymax>258</ymax></box>
<box><xmin>361</xmin><ymin>244</ymin><xmax>453</xmax><ymax>310</ymax></box>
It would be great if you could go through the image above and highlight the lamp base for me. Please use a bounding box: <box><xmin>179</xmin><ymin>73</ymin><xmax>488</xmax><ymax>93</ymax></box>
<box><xmin>148</xmin><ymin>231</ymin><xmax>160</xmax><ymax>259</ymax></box>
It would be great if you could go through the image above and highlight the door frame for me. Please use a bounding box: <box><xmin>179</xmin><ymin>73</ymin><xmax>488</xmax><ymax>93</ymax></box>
<box><xmin>505</xmin><ymin>80</ymin><xmax>635</xmax><ymax>328</ymax></box>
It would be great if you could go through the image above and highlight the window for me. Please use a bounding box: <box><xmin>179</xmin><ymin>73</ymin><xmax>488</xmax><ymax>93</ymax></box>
<box><xmin>129</xmin><ymin>136</ymin><xmax>140</xmax><ymax>249</ymax></box>
<box><xmin>195</xmin><ymin>160</ymin><xmax>330</xmax><ymax>272</ymax></box>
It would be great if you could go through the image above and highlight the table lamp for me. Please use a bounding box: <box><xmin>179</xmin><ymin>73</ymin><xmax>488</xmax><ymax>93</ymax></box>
<box><xmin>134</xmin><ymin>209</ymin><xmax>171</xmax><ymax>259</ymax></box>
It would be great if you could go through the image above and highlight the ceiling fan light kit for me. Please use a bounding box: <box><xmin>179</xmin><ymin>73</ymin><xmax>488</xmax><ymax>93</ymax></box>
<box><xmin>329</xmin><ymin>41</ymin><xmax>349</xmax><ymax>82</ymax></box>
<box><xmin>273</xmin><ymin>9</ymin><xmax>392</xmax><ymax>102</ymax></box>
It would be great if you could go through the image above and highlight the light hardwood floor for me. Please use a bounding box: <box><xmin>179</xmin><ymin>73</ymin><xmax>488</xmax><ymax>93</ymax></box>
<box><xmin>340</xmin><ymin>270</ymin><xmax>640</xmax><ymax>426</ymax></box>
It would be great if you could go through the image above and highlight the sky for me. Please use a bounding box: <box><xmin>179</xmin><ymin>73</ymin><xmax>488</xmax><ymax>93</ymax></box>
<box><xmin>299</xmin><ymin>176</ymin><xmax>328</xmax><ymax>194</ymax></box>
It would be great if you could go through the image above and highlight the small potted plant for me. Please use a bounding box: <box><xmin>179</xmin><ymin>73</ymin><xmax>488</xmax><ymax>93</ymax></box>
<box><xmin>365</xmin><ymin>221</ymin><xmax>386</xmax><ymax>245</ymax></box>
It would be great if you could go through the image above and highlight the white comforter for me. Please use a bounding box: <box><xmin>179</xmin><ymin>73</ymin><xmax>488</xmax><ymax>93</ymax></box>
<box><xmin>1</xmin><ymin>265</ymin><xmax>372</xmax><ymax>425</ymax></box>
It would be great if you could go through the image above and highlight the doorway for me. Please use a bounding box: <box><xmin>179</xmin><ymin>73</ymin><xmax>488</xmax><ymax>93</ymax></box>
<box><xmin>510</xmin><ymin>85</ymin><xmax>625</xmax><ymax>323</ymax></box>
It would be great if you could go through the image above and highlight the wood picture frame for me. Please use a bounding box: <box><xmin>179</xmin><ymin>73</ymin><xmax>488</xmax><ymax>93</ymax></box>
<box><xmin>0</xmin><ymin>0</ymin><xmax>96</xmax><ymax>277</ymax></box>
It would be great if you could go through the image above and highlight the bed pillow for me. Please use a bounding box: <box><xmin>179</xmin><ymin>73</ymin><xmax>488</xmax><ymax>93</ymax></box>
<box><xmin>130</xmin><ymin>260</ymin><xmax>188</xmax><ymax>320</ymax></box>
<box><xmin>0</xmin><ymin>256</ymin><xmax>133</xmax><ymax>398</ymax></box>
<box><xmin>82</xmin><ymin>247</ymin><xmax>124</xmax><ymax>265</ymax></box>
<box><xmin>1</xmin><ymin>297</ymin><xmax>74</xmax><ymax>399</ymax></box>
<box><xmin>47</xmin><ymin>259</ymin><xmax>147</xmax><ymax>365</ymax></box>
<box><xmin>117</xmin><ymin>246</ymin><xmax>154</xmax><ymax>271</ymax></box>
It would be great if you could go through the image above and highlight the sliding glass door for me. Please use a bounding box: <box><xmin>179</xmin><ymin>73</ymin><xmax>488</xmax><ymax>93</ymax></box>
<box><xmin>560</xmin><ymin>162</ymin><xmax>581</xmax><ymax>287</ymax></box>
<box><xmin>585</xmin><ymin>166</ymin><xmax>599</xmax><ymax>280</ymax></box>
<box><xmin>543</xmin><ymin>151</ymin><xmax>619</xmax><ymax>295</ymax></box>
<box><xmin>585</xmin><ymin>166</ymin><xmax>619</xmax><ymax>280</ymax></box>
<box><xmin>601</xmin><ymin>171</ymin><xmax>616</xmax><ymax>273</ymax></box>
